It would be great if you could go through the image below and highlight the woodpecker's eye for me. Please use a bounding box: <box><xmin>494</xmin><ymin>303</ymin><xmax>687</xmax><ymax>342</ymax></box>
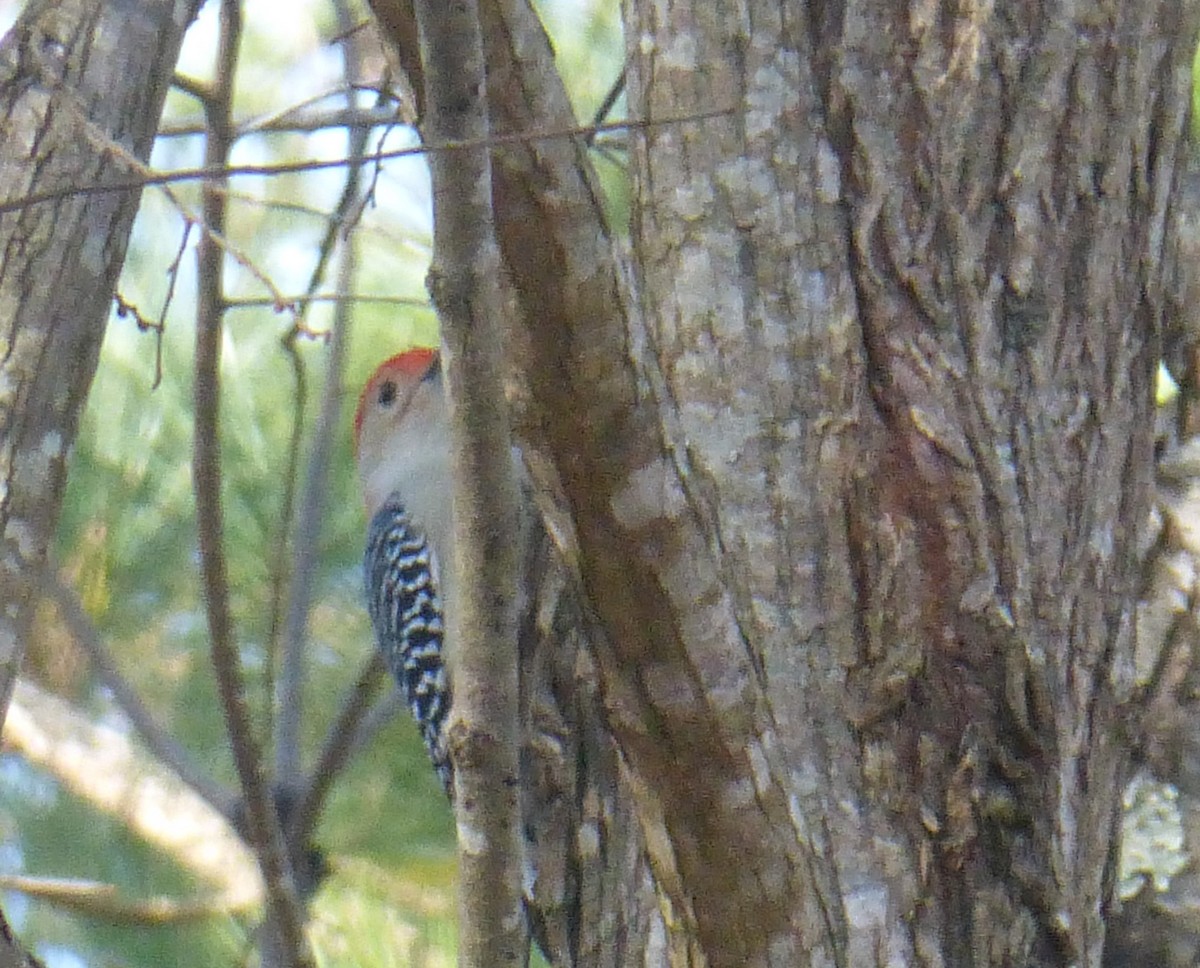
<box><xmin>378</xmin><ymin>379</ymin><xmax>398</xmax><ymax>407</ymax></box>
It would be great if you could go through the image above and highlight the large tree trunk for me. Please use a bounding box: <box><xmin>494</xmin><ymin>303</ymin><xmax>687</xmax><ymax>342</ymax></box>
<box><xmin>0</xmin><ymin>1</ymin><xmax>201</xmax><ymax>963</ymax></box>
<box><xmin>604</xmin><ymin>1</ymin><xmax>1194</xmax><ymax>964</ymax></box>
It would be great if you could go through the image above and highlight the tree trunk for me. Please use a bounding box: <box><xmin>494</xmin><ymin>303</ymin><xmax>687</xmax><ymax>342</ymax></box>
<box><xmin>410</xmin><ymin>0</ymin><xmax>529</xmax><ymax>964</ymax></box>
<box><xmin>0</xmin><ymin>0</ymin><xmax>201</xmax><ymax>727</ymax></box>
<box><xmin>607</xmin><ymin>1</ymin><xmax>1194</xmax><ymax>964</ymax></box>
<box><xmin>0</xmin><ymin>1</ymin><xmax>200</xmax><ymax>963</ymax></box>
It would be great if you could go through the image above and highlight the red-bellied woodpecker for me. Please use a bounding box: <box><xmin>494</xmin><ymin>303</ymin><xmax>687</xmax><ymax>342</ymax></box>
<box><xmin>354</xmin><ymin>349</ymin><xmax>626</xmax><ymax>965</ymax></box>
<box><xmin>354</xmin><ymin>348</ymin><xmax>455</xmax><ymax>794</ymax></box>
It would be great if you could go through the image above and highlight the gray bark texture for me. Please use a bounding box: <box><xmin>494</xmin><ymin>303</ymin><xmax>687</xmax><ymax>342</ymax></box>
<box><xmin>410</xmin><ymin>0</ymin><xmax>528</xmax><ymax>966</ymax></box>
<box><xmin>1102</xmin><ymin>165</ymin><xmax>1200</xmax><ymax>967</ymax></box>
<box><xmin>611</xmin><ymin>0</ymin><xmax>1196</xmax><ymax>964</ymax></box>
<box><xmin>613</xmin><ymin>1</ymin><xmax>1195</xmax><ymax>965</ymax></box>
<box><xmin>379</xmin><ymin>0</ymin><xmax>1200</xmax><ymax>965</ymax></box>
<box><xmin>0</xmin><ymin>0</ymin><xmax>200</xmax><ymax>963</ymax></box>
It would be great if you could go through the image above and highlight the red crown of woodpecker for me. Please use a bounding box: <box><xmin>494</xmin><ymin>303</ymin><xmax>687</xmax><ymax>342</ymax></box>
<box><xmin>353</xmin><ymin>348</ymin><xmax>440</xmax><ymax>454</ymax></box>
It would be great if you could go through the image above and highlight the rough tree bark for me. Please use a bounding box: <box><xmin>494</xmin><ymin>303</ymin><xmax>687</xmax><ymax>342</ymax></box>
<box><xmin>0</xmin><ymin>0</ymin><xmax>201</xmax><ymax>963</ymax></box>
<box><xmin>377</xmin><ymin>0</ymin><xmax>1200</xmax><ymax>966</ymax></box>
<box><xmin>410</xmin><ymin>0</ymin><xmax>527</xmax><ymax>965</ymax></box>
<box><xmin>1102</xmin><ymin>165</ymin><xmax>1200</xmax><ymax>967</ymax></box>
<box><xmin>620</xmin><ymin>1</ymin><xmax>1191</xmax><ymax>965</ymax></box>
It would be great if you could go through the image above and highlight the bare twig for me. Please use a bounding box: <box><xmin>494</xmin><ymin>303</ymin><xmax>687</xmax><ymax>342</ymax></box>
<box><xmin>113</xmin><ymin>293</ymin><xmax>162</xmax><ymax>333</ymax></box>
<box><xmin>274</xmin><ymin>158</ymin><xmax>368</xmax><ymax>788</ymax></box>
<box><xmin>588</xmin><ymin>65</ymin><xmax>626</xmax><ymax>142</ymax></box>
<box><xmin>0</xmin><ymin>107</ymin><xmax>736</xmax><ymax>216</ymax></box>
<box><xmin>112</xmin><ymin>220</ymin><xmax>196</xmax><ymax>390</ymax></box>
<box><xmin>113</xmin><ymin>206</ymin><xmax>186</xmax><ymax>390</ymax></box>
<box><xmin>5</xmin><ymin>679</ymin><xmax>260</xmax><ymax>908</ymax></box>
<box><xmin>284</xmin><ymin>90</ymin><xmax>387</xmax><ymax>344</ymax></box>
<box><xmin>160</xmin><ymin>104</ymin><xmax>408</xmax><ymax>139</ymax></box>
<box><xmin>227</xmin><ymin>83</ymin><xmax>405</xmax><ymax>139</ymax></box>
<box><xmin>41</xmin><ymin>570</ymin><xmax>235</xmax><ymax>819</ymax></box>
<box><xmin>190</xmin><ymin>3</ymin><xmax>313</xmax><ymax>965</ymax></box>
<box><xmin>58</xmin><ymin>90</ymin><xmax>299</xmax><ymax>320</ymax></box>
<box><xmin>151</xmin><ymin>219</ymin><xmax>195</xmax><ymax>389</ymax></box>
<box><xmin>289</xmin><ymin>651</ymin><xmax>389</xmax><ymax>849</ymax></box>
<box><xmin>172</xmin><ymin>71</ymin><xmax>211</xmax><ymax>102</ymax></box>
<box><xmin>48</xmin><ymin>64</ymin><xmax>291</xmax><ymax>324</ymax></box>
<box><xmin>272</xmin><ymin>16</ymin><xmax>376</xmax><ymax>789</ymax></box>
<box><xmin>0</xmin><ymin>875</ymin><xmax>257</xmax><ymax>925</ymax></box>
<box><xmin>264</xmin><ymin>346</ymin><xmax>305</xmax><ymax>742</ymax></box>
<box><xmin>210</xmin><ymin>184</ymin><xmax>428</xmax><ymax>239</ymax></box>
<box><xmin>347</xmin><ymin>686</ymin><xmax>406</xmax><ymax>761</ymax></box>
<box><xmin>226</xmin><ymin>293</ymin><xmax>430</xmax><ymax>311</ymax></box>
<box><xmin>586</xmin><ymin>66</ymin><xmax>629</xmax><ymax>169</ymax></box>
<box><xmin>0</xmin><ymin>903</ymin><xmax>47</xmax><ymax>968</ymax></box>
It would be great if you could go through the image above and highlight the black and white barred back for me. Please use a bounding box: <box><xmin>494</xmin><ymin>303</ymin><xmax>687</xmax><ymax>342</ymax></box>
<box><xmin>364</xmin><ymin>493</ymin><xmax>453</xmax><ymax>795</ymax></box>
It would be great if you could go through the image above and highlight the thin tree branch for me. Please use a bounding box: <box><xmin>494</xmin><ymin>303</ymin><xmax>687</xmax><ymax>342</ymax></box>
<box><xmin>222</xmin><ymin>84</ymin><xmax>404</xmax><ymax>139</ymax></box>
<box><xmin>5</xmin><ymin>679</ymin><xmax>260</xmax><ymax>908</ymax></box>
<box><xmin>413</xmin><ymin>0</ymin><xmax>525</xmax><ymax>963</ymax></box>
<box><xmin>155</xmin><ymin>220</ymin><xmax>194</xmax><ymax>387</ymax></box>
<box><xmin>0</xmin><ymin>875</ymin><xmax>256</xmax><ymax>925</ymax></box>
<box><xmin>262</xmin><ymin>92</ymin><xmax>379</xmax><ymax>699</ymax></box>
<box><xmin>274</xmin><ymin>0</ymin><xmax>395</xmax><ymax>865</ymax></box>
<box><xmin>0</xmin><ymin>903</ymin><xmax>46</xmax><ymax>968</ymax></box>
<box><xmin>49</xmin><ymin>90</ymin><xmax>299</xmax><ymax>319</ymax></box>
<box><xmin>226</xmin><ymin>293</ymin><xmax>430</xmax><ymax>311</ymax></box>
<box><xmin>587</xmin><ymin>65</ymin><xmax>626</xmax><ymax>142</ymax></box>
<box><xmin>0</xmin><ymin>107</ymin><xmax>735</xmax><ymax>216</ymax></box>
<box><xmin>41</xmin><ymin>570</ymin><xmax>236</xmax><ymax>819</ymax></box>
<box><xmin>273</xmin><ymin>161</ymin><xmax>367</xmax><ymax>789</ymax></box>
<box><xmin>159</xmin><ymin>104</ymin><xmax>409</xmax><ymax>138</ymax></box>
<box><xmin>263</xmin><ymin>350</ymin><xmax>305</xmax><ymax>743</ymax></box>
<box><xmin>347</xmin><ymin>685</ymin><xmax>406</xmax><ymax>760</ymax></box>
<box><xmin>273</xmin><ymin>8</ymin><xmax>376</xmax><ymax>792</ymax></box>
<box><xmin>290</xmin><ymin>651</ymin><xmax>390</xmax><ymax>849</ymax></box>
<box><xmin>190</xmin><ymin>2</ymin><xmax>313</xmax><ymax>964</ymax></box>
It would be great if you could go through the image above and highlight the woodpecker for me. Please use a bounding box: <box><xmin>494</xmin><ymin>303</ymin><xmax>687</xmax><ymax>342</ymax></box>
<box><xmin>356</xmin><ymin>350</ymin><xmax>609</xmax><ymax>966</ymax></box>
<box><xmin>354</xmin><ymin>348</ymin><xmax>455</xmax><ymax>794</ymax></box>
